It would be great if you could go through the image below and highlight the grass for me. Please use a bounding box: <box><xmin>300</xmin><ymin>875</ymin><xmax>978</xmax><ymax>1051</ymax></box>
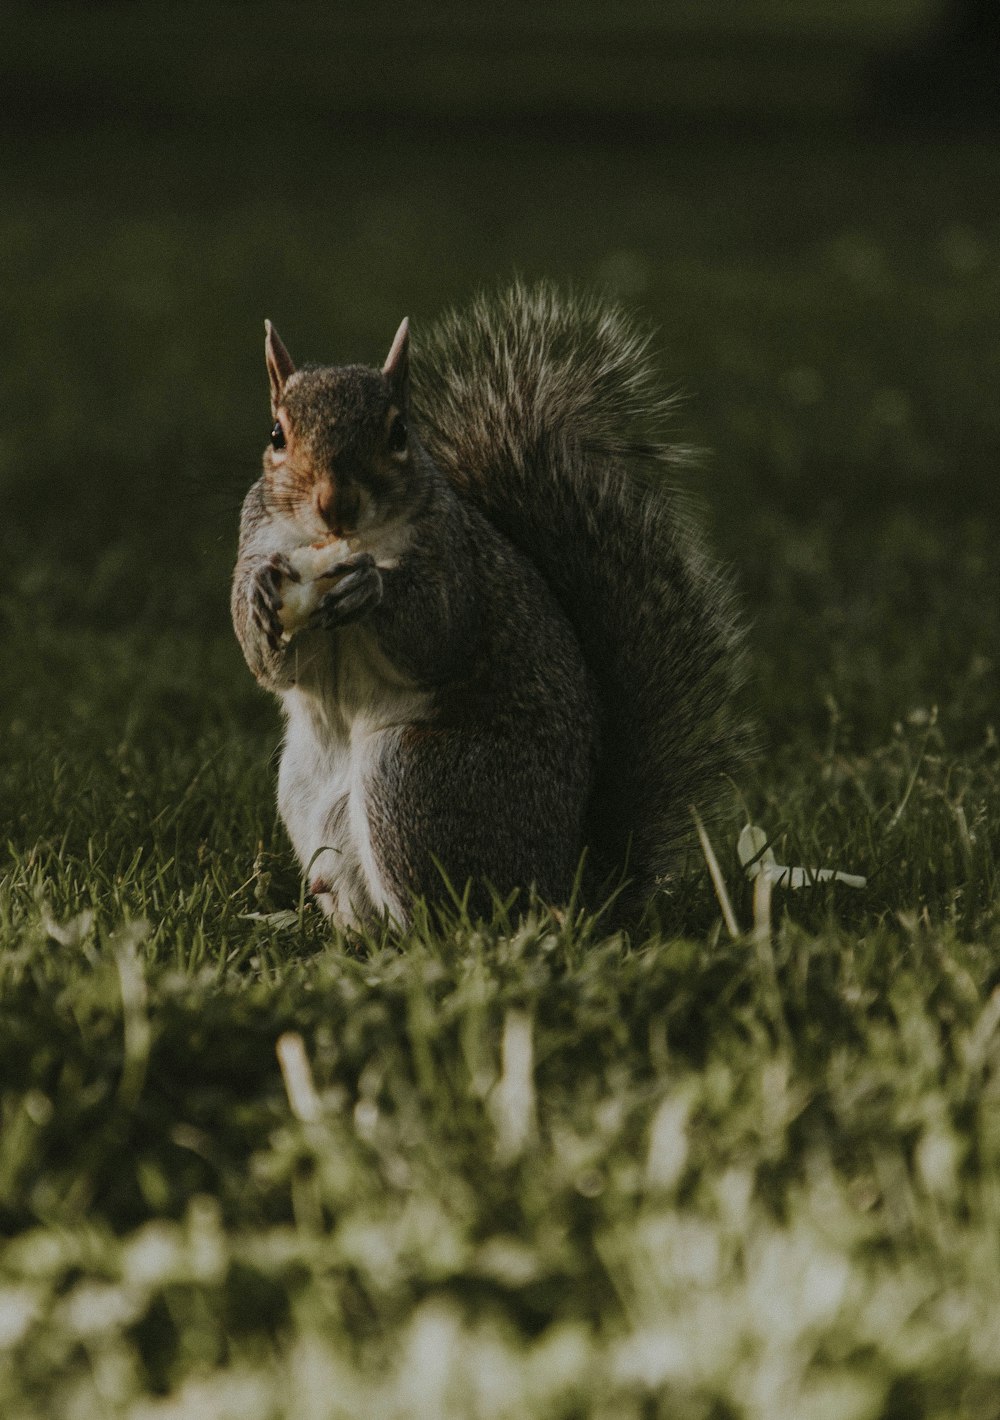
<box><xmin>3</xmin><ymin>16</ymin><xmax>1000</xmax><ymax>1412</ymax></box>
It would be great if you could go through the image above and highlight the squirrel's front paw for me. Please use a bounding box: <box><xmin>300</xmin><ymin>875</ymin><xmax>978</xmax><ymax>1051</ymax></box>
<box><xmin>250</xmin><ymin>553</ymin><xmax>299</xmax><ymax>652</ymax></box>
<box><xmin>307</xmin><ymin>553</ymin><xmax>382</xmax><ymax>630</ymax></box>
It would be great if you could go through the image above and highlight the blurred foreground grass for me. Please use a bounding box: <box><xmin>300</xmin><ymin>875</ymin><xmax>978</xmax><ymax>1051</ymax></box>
<box><xmin>2</xmin><ymin>21</ymin><xmax>1000</xmax><ymax>1413</ymax></box>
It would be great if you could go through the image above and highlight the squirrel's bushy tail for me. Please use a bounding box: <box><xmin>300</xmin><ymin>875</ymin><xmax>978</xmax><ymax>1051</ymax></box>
<box><xmin>412</xmin><ymin>281</ymin><xmax>752</xmax><ymax>914</ymax></box>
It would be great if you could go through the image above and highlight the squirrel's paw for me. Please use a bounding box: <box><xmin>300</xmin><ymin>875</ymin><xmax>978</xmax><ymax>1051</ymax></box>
<box><xmin>250</xmin><ymin>553</ymin><xmax>300</xmax><ymax>652</ymax></box>
<box><xmin>307</xmin><ymin>552</ymin><xmax>382</xmax><ymax>630</ymax></box>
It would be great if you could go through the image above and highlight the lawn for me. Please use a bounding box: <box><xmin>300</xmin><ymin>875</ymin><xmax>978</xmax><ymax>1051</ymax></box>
<box><xmin>2</xmin><ymin>9</ymin><xmax>1000</xmax><ymax>1415</ymax></box>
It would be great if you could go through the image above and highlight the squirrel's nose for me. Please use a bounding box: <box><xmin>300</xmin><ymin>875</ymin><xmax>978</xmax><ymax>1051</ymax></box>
<box><xmin>314</xmin><ymin>477</ymin><xmax>338</xmax><ymax>528</ymax></box>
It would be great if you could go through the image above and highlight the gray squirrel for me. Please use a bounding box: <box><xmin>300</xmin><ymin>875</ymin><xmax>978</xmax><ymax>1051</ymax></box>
<box><xmin>231</xmin><ymin>282</ymin><xmax>751</xmax><ymax>929</ymax></box>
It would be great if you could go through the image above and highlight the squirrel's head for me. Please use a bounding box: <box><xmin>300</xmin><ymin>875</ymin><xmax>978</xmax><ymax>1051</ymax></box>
<box><xmin>262</xmin><ymin>318</ymin><xmax>415</xmax><ymax>538</ymax></box>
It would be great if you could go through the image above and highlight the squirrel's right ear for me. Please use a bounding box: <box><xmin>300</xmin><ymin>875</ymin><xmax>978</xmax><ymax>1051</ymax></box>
<box><xmin>382</xmin><ymin>317</ymin><xmax>410</xmax><ymax>411</ymax></box>
<box><xmin>264</xmin><ymin>320</ymin><xmax>296</xmax><ymax>416</ymax></box>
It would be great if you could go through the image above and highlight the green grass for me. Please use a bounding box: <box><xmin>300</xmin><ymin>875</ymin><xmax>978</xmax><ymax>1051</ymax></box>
<box><xmin>3</xmin><ymin>27</ymin><xmax>1000</xmax><ymax>1412</ymax></box>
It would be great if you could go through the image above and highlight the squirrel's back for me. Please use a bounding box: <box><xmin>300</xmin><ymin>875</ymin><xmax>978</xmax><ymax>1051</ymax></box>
<box><xmin>412</xmin><ymin>281</ymin><xmax>752</xmax><ymax>912</ymax></box>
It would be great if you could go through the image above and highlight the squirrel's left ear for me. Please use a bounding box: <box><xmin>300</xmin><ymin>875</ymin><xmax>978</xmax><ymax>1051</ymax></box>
<box><xmin>382</xmin><ymin>317</ymin><xmax>410</xmax><ymax>410</ymax></box>
<box><xmin>265</xmin><ymin>320</ymin><xmax>296</xmax><ymax>417</ymax></box>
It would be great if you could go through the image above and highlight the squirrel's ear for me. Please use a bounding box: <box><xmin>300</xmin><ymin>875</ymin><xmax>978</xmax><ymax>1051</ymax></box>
<box><xmin>382</xmin><ymin>317</ymin><xmax>410</xmax><ymax>410</ymax></box>
<box><xmin>264</xmin><ymin>320</ymin><xmax>296</xmax><ymax>416</ymax></box>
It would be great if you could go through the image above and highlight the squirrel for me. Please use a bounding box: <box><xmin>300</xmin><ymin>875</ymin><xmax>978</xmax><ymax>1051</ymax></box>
<box><xmin>231</xmin><ymin>282</ymin><xmax>751</xmax><ymax>930</ymax></box>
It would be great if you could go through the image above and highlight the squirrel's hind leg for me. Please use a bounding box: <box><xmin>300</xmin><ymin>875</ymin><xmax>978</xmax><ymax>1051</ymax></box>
<box><xmin>364</xmin><ymin>724</ymin><xmax>589</xmax><ymax>921</ymax></box>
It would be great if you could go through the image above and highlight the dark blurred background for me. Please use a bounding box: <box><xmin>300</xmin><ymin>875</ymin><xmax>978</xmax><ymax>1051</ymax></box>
<box><xmin>2</xmin><ymin>0</ymin><xmax>999</xmax><ymax>772</ymax></box>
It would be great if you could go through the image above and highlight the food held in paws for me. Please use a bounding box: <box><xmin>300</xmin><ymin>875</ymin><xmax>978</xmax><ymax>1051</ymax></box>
<box><xmin>278</xmin><ymin>539</ymin><xmax>353</xmax><ymax>639</ymax></box>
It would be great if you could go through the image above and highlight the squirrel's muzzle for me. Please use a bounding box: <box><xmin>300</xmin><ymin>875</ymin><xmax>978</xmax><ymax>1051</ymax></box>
<box><xmin>313</xmin><ymin>477</ymin><xmax>338</xmax><ymax>528</ymax></box>
<box><xmin>313</xmin><ymin>471</ymin><xmax>361</xmax><ymax>535</ymax></box>
<box><xmin>313</xmin><ymin>476</ymin><xmax>339</xmax><ymax>530</ymax></box>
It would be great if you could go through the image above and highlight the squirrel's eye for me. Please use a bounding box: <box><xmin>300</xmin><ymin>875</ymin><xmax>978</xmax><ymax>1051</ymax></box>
<box><xmin>270</xmin><ymin>421</ymin><xmax>286</xmax><ymax>451</ymax></box>
<box><xmin>387</xmin><ymin>415</ymin><xmax>408</xmax><ymax>454</ymax></box>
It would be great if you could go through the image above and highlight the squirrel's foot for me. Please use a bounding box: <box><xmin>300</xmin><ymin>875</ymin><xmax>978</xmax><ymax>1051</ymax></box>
<box><xmin>307</xmin><ymin>553</ymin><xmax>382</xmax><ymax>630</ymax></box>
<box><xmin>250</xmin><ymin>553</ymin><xmax>300</xmax><ymax>652</ymax></box>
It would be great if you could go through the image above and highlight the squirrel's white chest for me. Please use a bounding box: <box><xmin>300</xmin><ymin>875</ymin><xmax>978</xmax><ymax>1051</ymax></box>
<box><xmin>276</xmin><ymin>630</ymin><xmax>430</xmax><ymax>929</ymax></box>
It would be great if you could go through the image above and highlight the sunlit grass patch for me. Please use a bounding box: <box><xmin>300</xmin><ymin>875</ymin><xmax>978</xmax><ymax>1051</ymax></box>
<box><xmin>2</xmin><ymin>873</ymin><xmax>1000</xmax><ymax>1415</ymax></box>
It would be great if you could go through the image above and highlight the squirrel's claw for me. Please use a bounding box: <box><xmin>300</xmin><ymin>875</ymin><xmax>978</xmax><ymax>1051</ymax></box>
<box><xmin>265</xmin><ymin>552</ymin><xmax>300</xmax><ymax>584</ymax></box>
<box><xmin>307</xmin><ymin>555</ymin><xmax>382</xmax><ymax>631</ymax></box>
<box><xmin>250</xmin><ymin>558</ymin><xmax>293</xmax><ymax>651</ymax></box>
